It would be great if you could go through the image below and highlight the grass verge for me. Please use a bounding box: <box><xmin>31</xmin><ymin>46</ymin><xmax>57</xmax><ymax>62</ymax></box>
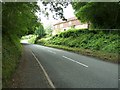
<box><xmin>2</xmin><ymin>35</ymin><xmax>22</xmax><ymax>87</ymax></box>
<box><xmin>43</xmin><ymin>44</ymin><xmax>119</xmax><ymax>63</ymax></box>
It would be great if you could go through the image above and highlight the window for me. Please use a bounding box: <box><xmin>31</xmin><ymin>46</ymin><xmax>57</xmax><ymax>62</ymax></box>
<box><xmin>60</xmin><ymin>24</ymin><xmax>63</xmax><ymax>28</ymax></box>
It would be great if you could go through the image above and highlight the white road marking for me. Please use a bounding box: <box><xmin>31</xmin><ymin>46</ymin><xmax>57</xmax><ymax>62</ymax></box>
<box><xmin>62</xmin><ymin>56</ymin><xmax>88</xmax><ymax>68</ymax></box>
<box><xmin>31</xmin><ymin>51</ymin><xmax>55</xmax><ymax>88</ymax></box>
<box><xmin>48</xmin><ymin>50</ymin><xmax>56</xmax><ymax>54</ymax></box>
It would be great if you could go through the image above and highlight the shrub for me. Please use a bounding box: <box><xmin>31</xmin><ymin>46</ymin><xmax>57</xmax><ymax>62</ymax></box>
<box><xmin>38</xmin><ymin>28</ymin><xmax>119</xmax><ymax>54</ymax></box>
<box><xmin>3</xmin><ymin>35</ymin><xmax>22</xmax><ymax>87</ymax></box>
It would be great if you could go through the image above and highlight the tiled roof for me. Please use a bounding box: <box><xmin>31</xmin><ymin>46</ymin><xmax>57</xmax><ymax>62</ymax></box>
<box><xmin>67</xmin><ymin>17</ymin><xmax>77</xmax><ymax>21</ymax></box>
<box><xmin>53</xmin><ymin>17</ymin><xmax>77</xmax><ymax>26</ymax></box>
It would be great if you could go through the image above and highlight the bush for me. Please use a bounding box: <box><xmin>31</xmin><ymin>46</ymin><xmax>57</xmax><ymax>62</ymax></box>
<box><xmin>28</xmin><ymin>35</ymin><xmax>36</xmax><ymax>44</ymax></box>
<box><xmin>3</xmin><ymin>35</ymin><xmax>22</xmax><ymax>87</ymax></box>
<box><xmin>40</xmin><ymin>29</ymin><xmax>119</xmax><ymax>54</ymax></box>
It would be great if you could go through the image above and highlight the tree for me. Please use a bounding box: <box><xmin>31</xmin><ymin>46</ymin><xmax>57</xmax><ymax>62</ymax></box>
<box><xmin>2</xmin><ymin>2</ymin><xmax>41</xmax><ymax>37</ymax></box>
<box><xmin>39</xmin><ymin>1</ymin><xmax>120</xmax><ymax>29</ymax></box>
<box><xmin>38</xmin><ymin>1</ymin><xmax>120</xmax><ymax>29</ymax></box>
<box><xmin>44</xmin><ymin>25</ymin><xmax>53</xmax><ymax>36</ymax></box>
<box><xmin>2</xmin><ymin>2</ymin><xmax>42</xmax><ymax>86</ymax></box>
<box><xmin>71</xmin><ymin>2</ymin><xmax>120</xmax><ymax>29</ymax></box>
<box><xmin>34</xmin><ymin>24</ymin><xmax>46</xmax><ymax>43</ymax></box>
<box><xmin>35</xmin><ymin>24</ymin><xmax>45</xmax><ymax>37</ymax></box>
<box><xmin>39</xmin><ymin>1</ymin><xmax>69</xmax><ymax>21</ymax></box>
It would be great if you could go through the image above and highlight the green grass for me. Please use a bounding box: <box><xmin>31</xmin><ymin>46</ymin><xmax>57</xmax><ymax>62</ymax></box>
<box><xmin>37</xmin><ymin>29</ymin><xmax>119</xmax><ymax>63</ymax></box>
<box><xmin>2</xmin><ymin>35</ymin><xmax>22</xmax><ymax>87</ymax></box>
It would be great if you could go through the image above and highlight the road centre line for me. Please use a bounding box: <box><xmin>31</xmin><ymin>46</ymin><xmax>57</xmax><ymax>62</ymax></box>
<box><xmin>31</xmin><ymin>51</ymin><xmax>55</xmax><ymax>88</ymax></box>
<box><xmin>48</xmin><ymin>50</ymin><xmax>56</xmax><ymax>54</ymax></box>
<box><xmin>62</xmin><ymin>56</ymin><xmax>88</xmax><ymax>68</ymax></box>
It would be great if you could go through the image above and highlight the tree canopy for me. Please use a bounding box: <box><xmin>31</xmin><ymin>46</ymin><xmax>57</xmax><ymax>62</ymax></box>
<box><xmin>38</xmin><ymin>1</ymin><xmax>120</xmax><ymax>29</ymax></box>
<box><xmin>72</xmin><ymin>2</ymin><xmax>120</xmax><ymax>29</ymax></box>
<box><xmin>35</xmin><ymin>24</ymin><xmax>45</xmax><ymax>37</ymax></box>
<box><xmin>3</xmin><ymin>2</ymin><xmax>120</xmax><ymax>38</ymax></box>
<box><xmin>2</xmin><ymin>2</ymin><xmax>42</xmax><ymax>38</ymax></box>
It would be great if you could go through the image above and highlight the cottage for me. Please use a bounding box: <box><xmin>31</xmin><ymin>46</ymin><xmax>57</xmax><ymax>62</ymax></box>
<box><xmin>52</xmin><ymin>17</ymin><xmax>88</xmax><ymax>35</ymax></box>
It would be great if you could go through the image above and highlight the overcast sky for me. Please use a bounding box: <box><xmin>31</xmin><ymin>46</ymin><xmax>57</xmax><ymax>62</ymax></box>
<box><xmin>36</xmin><ymin>1</ymin><xmax>75</xmax><ymax>27</ymax></box>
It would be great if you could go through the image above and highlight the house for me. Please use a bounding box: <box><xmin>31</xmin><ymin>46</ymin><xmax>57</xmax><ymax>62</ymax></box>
<box><xmin>52</xmin><ymin>17</ymin><xmax>88</xmax><ymax>35</ymax></box>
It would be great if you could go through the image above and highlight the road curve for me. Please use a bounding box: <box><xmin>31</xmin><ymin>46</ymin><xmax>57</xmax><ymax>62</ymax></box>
<box><xmin>24</xmin><ymin>43</ymin><xmax>118</xmax><ymax>88</ymax></box>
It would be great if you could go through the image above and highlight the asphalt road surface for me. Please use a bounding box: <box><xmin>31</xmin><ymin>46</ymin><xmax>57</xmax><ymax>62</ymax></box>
<box><xmin>23</xmin><ymin>43</ymin><xmax>118</xmax><ymax>88</ymax></box>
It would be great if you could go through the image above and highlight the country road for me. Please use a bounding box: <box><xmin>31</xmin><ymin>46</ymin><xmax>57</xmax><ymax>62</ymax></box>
<box><xmin>20</xmin><ymin>43</ymin><xmax>118</xmax><ymax>88</ymax></box>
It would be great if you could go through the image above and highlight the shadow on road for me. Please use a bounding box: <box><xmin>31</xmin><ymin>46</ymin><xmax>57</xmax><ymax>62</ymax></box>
<box><xmin>21</xmin><ymin>43</ymin><xmax>31</xmax><ymax>45</ymax></box>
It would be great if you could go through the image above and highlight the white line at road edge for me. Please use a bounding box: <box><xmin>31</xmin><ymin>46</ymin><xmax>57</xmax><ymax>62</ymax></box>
<box><xmin>62</xmin><ymin>56</ymin><xmax>88</xmax><ymax>68</ymax></box>
<box><xmin>48</xmin><ymin>50</ymin><xmax>56</xmax><ymax>54</ymax></box>
<box><xmin>31</xmin><ymin>51</ymin><xmax>55</xmax><ymax>88</ymax></box>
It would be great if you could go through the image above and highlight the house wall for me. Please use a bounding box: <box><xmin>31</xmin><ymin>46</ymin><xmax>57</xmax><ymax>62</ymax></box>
<box><xmin>52</xmin><ymin>18</ymin><xmax>88</xmax><ymax>36</ymax></box>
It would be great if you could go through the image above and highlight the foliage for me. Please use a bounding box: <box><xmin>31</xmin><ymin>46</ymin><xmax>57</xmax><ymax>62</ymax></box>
<box><xmin>42</xmin><ymin>44</ymin><xmax>118</xmax><ymax>63</ymax></box>
<box><xmin>35</xmin><ymin>24</ymin><xmax>45</xmax><ymax>37</ymax></box>
<box><xmin>34</xmin><ymin>24</ymin><xmax>46</xmax><ymax>43</ymax></box>
<box><xmin>21</xmin><ymin>34</ymin><xmax>36</xmax><ymax>44</ymax></box>
<box><xmin>37</xmin><ymin>2</ymin><xmax>120</xmax><ymax>29</ymax></box>
<box><xmin>2</xmin><ymin>2</ymin><xmax>41</xmax><ymax>36</ymax></box>
<box><xmin>44</xmin><ymin>25</ymin><xmax>53</xmax><ymax>36</ymax></box>
<box><xmin>2</xmin><ymin>2</ymin><xmax>40</xmax><ymax>87</ymax></box>
<box><xmin>37</xmin><ymin>38</ymin><xmax>47</xmax><ymax>45</ymax></box>
<box><xmin>72</xmin><ymin>2</ymin><xmax>120</xmax><ymax>29</ymax></box>
<box><xmin>38</xmin><ymin>29</ymin><xmax>120</xmax><ymax>54</ymax></box>
<box><xmin>2</xmin><ymin>35</ymin><xmax>22</xmax><ymax>87</ymax></box>
<box><xmin>41</xmin><ymin>1</ymin><xmax>69</xmax><ymax>20</ymax></box>
<box><xmin>28</xmin><ymin>35</ymin><xmax>36</xmax><ymax>44</ymax></box>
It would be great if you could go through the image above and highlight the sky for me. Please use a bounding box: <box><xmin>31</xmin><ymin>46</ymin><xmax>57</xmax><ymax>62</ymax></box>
<box><xmin>36</xmin><ymin>1</ymin><xmax>75</xmax><ymax>27</ymax></box>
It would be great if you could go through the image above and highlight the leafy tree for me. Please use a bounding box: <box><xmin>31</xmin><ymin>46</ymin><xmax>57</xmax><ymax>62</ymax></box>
<box><xmin>2</xmin><ymin>2</ymin><xmax>42</xmax><ymax>87</ymax></box>
<box><xmin>35</xmin><ymin>24</ymin><xmax>45</xmax><ymax>37</ymax></box>
<box><xmin>2</xmin><ymin>2</ymin><xmax>41</xmax><ymax>37</ymax></box>
<box><xmin>71</xmin><ymin>2</ymin><xmax>120</xmax><ymax>29</ymax></box>
<box><xmin>40</xmin><ymin>1</ymin><xmax>120</xmax><ymax>29</ymax></box>
<box><xmin>34</xmin><ymin>24</ymin><xmax>46</xmax><ymax>43</ymax></box>
<box><xmin>40</xmin><ymin>1</ymin><xmax>69</xmax><ymax>21</ymax></box>
<box><xmin>44</xmin><ymin>25</ymin><xmax>53</xmax><ymax>36</ymax></box>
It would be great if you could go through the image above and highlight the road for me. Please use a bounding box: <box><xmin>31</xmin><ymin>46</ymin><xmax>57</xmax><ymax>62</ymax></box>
<box><xmin>23</xmin><ymin>43</ymin><xmax>118</xmax><ymax>88</ymax></box>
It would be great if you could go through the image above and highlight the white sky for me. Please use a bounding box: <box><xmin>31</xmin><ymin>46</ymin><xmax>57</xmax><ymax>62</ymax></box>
<box><xmin>36</xmin><ymin>1</ymin><xmax>75</xmax><ymax>27</ymax></box>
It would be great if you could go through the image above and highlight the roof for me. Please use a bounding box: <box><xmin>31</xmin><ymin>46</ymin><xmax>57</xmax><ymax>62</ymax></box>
<box><xmin>53</xmin><ymin>17</ymin><xmax>78</xmax><ymax>26</ymax></box>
